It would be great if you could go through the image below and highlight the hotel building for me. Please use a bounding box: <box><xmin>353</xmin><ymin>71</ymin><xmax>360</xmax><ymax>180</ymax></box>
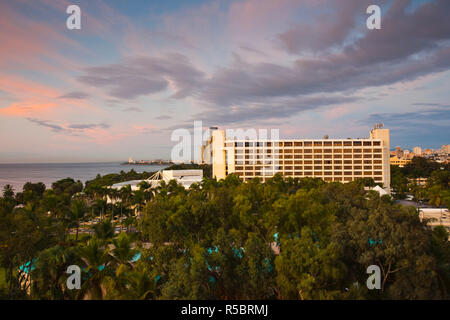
<box><xmin>201</xmin><ymin>126</ymin><xmax>391</xmax><ymax>192</ymax></box>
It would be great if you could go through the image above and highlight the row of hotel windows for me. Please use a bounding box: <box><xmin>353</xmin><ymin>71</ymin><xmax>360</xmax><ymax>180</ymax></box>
<box><xmin>228</xmin><ymin>140</ymin><xmax>382</xmax><ymax>147</ymax></box>
<box><xmin>234</xmin><ymin>157</ymin><xmax>383</xmax><ymax>165</ymax></box>
<box><xmin>235</xmin><ymin>154</ymin><xmax>382</xmax><ymax>160</ymax></box>
<box><xmin>235</xmin><ymin>176</ymin><xmax>384</xmax><ymax>182</ymax></box>
<box><xmin>234</xmin><ymin>171</ymin><xmax>384</xmax><ymax>176</ymax></box>
<box><xmin>234</xmin><ymin>148</ymin><xmax>383</xmax><ymax>154</ymax></box>
<box><xmin>234</xmin><ymin>165</ymin><xmax>383</xmax><ymax>171</ymax></box>
<box><xmin>234</xmin><ymin>159</ymin><xmax>383</xmax><ymax>165</ymax></box>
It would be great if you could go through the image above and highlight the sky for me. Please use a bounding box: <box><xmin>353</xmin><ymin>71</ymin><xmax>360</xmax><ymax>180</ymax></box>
<box><xmin>0</xmin><ymin>0</ymin><xmax>449</xmax><ymax>163</ymax></box>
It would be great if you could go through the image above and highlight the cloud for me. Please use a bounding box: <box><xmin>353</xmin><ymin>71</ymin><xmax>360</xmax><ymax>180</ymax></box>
<box><xmin>27</xmin><ymin>118</ymin><xmax>65</xmax><ymax>132</ymax></box>
<box><xmin>195</xmin><ymin>94</ymin><xmax>361</xmax><ymax>125</ymax></box>
<box><xmin>364</xmin><ymin>106</ymin><xmax>450</xmax><ymax>126</ymax></box>
<box><xmin>58</xmin><ymin>92</ymin><xmax>90</xmax><ymax>100</ymax></box>
<box><xmin>361</xmin><ymin>106</ymin><xmax>450</xmax><ymax>148</ymax></box>
<box><xmin>68</xmin><ymin>123</ymin><xmax>110</xmax><ymax>130</ymax></box>
<box><xmin>277</xmin><ymin>0</ymin><xmax>371</xmax><ymax>54</ymax></box>
<box><xmin>196</xmin><ymin>0</ymin><xmax>450</xmax><ymax>120</ymax></box>
<box><xmin>123</xmin><ymin>107</ymin><xmax>143</xmax><ymax>112</ymax></box>
<box><xmin>77</xmin><ymin>53</ymin><xmax>205</xmax><ymax>100</ymax></box>
<box><xmin>70</xmin><ymin>0</ymin><xmax>450</xmax><ymax>128</ymax></box>
<box><xmin>27</xmin><ymin>118</ymin><xmax>110</xmax><ymax>133</ymax></box>
<box><xmin>155</xmin><ymin>115</ymin><xmax>172</xmax><ymax>120</ymax></box>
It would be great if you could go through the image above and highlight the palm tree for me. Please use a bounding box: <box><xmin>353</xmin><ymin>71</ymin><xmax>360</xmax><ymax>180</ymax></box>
<box><xmin>77</xmin><ymin>237</ymin><xmax>111</xmax><ymax>300</ymax></box>
<box><xmin>119</xmin><ymin>185</ymin><xmax>132</xmax><ymax>233</ymax></box>
<box><xmin>93</xmin><ymin>218</ymin><xmax>115</xmax><ymax>240</ymax></box>
<box><xmin>69</xmin><ymin>199</ymin><xmax>87</xmax><ymax>242</ymax></box>
<box><xmin>111</xmin><ymin>233</ymin><xmax>137</xmax><ymax>267</ymax></box>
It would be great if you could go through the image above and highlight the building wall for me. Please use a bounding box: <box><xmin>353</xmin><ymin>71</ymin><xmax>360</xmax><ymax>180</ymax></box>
<box><xmin>390</xmin><ymin>155</ymin><xmax>411</xmax><ymax>167</ymax></box>
<box><xmin>202</xmin><ymin>128</ymin><xmax>391</xmax><ymax>192</ymax></box>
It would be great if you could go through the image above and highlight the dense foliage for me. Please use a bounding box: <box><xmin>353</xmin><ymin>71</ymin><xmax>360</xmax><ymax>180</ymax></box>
<box><xmin>391</xmin><ymin>157</ymin><xmax>450</xmax><ymax>207</ymax></box>
<box><xmin>0</xmin><ymin>161</ymin><xmax>448</xmax><ymax>300</ymax></box>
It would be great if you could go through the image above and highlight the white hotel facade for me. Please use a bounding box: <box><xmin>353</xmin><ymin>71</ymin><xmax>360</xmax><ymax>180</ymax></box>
<box><xmin>201</xmin><ymin>126</ymin><xmax>391</xmax><ymax>193</ymax></box>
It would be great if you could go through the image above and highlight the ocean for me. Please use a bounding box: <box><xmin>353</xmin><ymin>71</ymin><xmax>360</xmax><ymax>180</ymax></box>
<box><xmin>0</xmin><ymin>162</ymin><xmax>170</xmax><ymax>193</ymax></box>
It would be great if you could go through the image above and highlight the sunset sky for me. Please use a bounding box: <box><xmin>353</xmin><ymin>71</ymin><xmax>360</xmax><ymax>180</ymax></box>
<box><xmin>0</xmin><ymin>0</ymin><xmax>449</xmax><ymax>163</ymax></box>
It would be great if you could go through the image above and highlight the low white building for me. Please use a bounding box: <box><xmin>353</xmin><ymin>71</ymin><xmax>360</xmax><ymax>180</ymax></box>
<box><xmin>419</xmin><ymin>208</ymin><xmax>450</xmax><ymax>229</ymax></box>
<box><xmin>110</xmin><ymin>169</ymin><xmax>203</xmax><ymax>191</ymax></box>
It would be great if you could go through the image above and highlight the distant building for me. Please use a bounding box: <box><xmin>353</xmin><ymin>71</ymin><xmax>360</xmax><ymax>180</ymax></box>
<box><xmin>201</xmin><ymin>126</ymin><xmax>391</xmax><ymax>193</ymax></box>
<box><xmin>419</xmin><ymin>208</ymin><xmax>450</xmax><ymax>239</ymax></box>
<box><xmin>442</xmin><ymin>144</ymin><xmax>450</xmax><ymax>154</ymax></box>
<box><xmin>395</xmin><ymin>146</ymin><xmax>404</xmax><ymax>158</ymax></box>
<box><xmin>409</xmin><ymin>177</ymin><xmax>428</xmax><ymax>186</ymax></box>
<box><xmin>128</xmin><ymin>157</ymin><xmax>135</xmax><ymax>164</ymax></box>
<box><xmin>390</xmin><ymin>155</ymin><xmax>411</xmax><ymax>167</ymax></box>
<box><xmin>412</xmin><ymin>146</ymin><xmax>422</xmax><ymax>155</ymax></box>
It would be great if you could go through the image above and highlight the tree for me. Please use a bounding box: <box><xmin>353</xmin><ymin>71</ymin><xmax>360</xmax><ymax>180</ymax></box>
<box><xmin>69</xmin><ymin>200</ymin><xmax>88</xmax><ymax>242</ymax></box>
<box><xmin>93</xmin><ymin>219</ymin><xmax>115</xmax><ymax>240</ymax></box>
<box><xmin>77</xmin><ymin>237</ymin><xmax>111</xmax><ymax>300</ymax></box>
<box><xmin>2</xmin><ymin>185</ymin><xmax>15</xmax><ymax>201</ymax></box>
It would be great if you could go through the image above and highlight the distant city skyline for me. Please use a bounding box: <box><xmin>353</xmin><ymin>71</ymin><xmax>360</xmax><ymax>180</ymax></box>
<box><xmin>1</xmin><ymin>0</ymin><xmax>449</xmax><ymax>163</ymax></box>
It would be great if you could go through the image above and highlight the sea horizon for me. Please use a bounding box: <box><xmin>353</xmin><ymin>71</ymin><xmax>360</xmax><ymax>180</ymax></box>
<box><xmin>0</xmin><ymin>162</ymin><xmax>170</xmax><ymax>193</ymax></box>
